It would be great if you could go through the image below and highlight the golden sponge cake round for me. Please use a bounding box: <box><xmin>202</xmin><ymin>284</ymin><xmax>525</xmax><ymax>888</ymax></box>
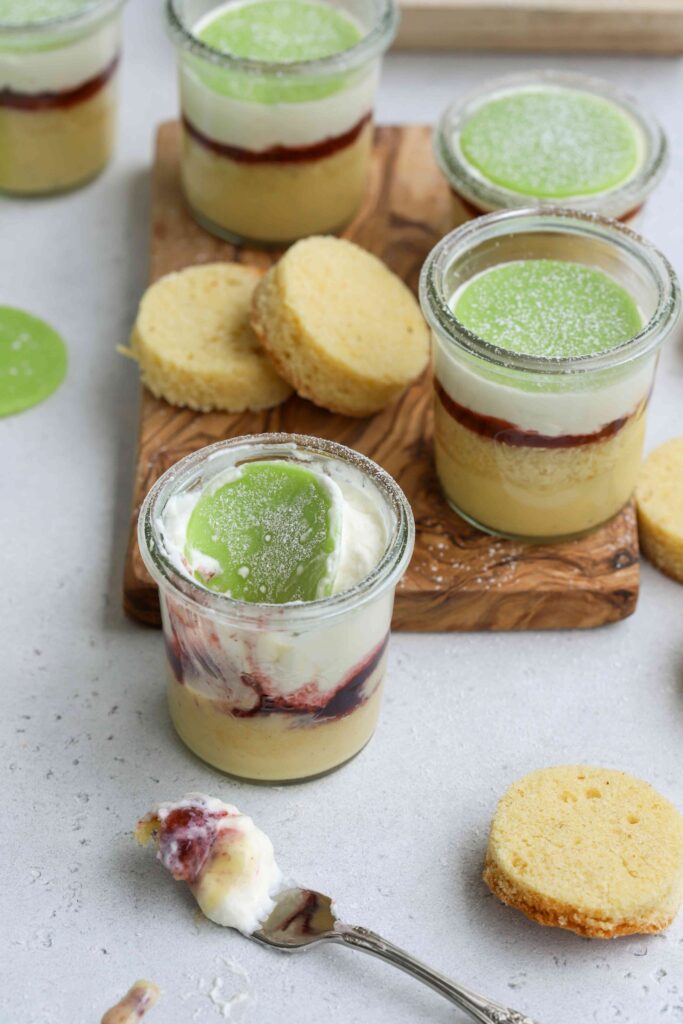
<box><xmin>636</xmin><ymin>437</ymin><xmax>683</xmax><ymax>584</ymax></box>
<box><xmin>130</xmin><ymin>263</ymin><xmax>292</xmax><ymax>412</ymax></box>
<box><xmin>251</xmin><ymin>237</ymin><xmax>430</xmax><ymax>417</ymax></box>
<box><xmin>484</xmin><ymin>766</ymin><xmax>683</xmax><ymax>939</ymax></box>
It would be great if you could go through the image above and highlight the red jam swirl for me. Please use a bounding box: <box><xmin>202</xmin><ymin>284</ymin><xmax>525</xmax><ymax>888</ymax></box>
<box><xmin>0</xmin><ymin>55</ymin><xmax>119</xmax><ymax>111</ymax></box>
<box><xmin>182</xmin><ymin>111</ymin><xmax>372</xmax><ymax>165</ymax></box>
<box><xmin>234</xmin><ymin>633</ymin><xmax>390</xmax><ymax>720</ymax></box>
<box><xmin>155</xmin><ymin>803</ymin><xmax>229</xmax><ymax>882</ymax></box>
<box><xmin>435</xmin><ymin>380</ymin><xmax>636</xmax><ymax>449</ymax></box>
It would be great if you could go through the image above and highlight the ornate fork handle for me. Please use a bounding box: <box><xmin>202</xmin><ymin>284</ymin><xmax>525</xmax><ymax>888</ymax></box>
<box><xmin>335</xmin><ymin>925</ymin><xmax>538</xmax><ymax>1024</ymax></box>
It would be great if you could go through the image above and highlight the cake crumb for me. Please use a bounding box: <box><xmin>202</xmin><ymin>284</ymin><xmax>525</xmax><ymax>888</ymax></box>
<box><xmin>101</xmin><ymin>980</ymin><xmax>160</xmax><ymax>1023</ymax></box>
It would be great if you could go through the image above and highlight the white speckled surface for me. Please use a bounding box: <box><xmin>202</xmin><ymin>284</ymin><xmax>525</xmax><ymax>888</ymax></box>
<box><xmin>2</xmin><ymin>3</ymin><xmax>683</xmax><ymax>1021</ymax></box>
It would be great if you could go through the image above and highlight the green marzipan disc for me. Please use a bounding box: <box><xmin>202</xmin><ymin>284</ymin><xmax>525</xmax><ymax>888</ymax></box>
<box><xmin>0</xmin><ymin>305</ymin><xmax>68</xmax><ymax>417</ymax></box>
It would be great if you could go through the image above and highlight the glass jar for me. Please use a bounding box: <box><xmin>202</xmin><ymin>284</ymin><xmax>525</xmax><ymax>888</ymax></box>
<box><xmin>435</xmin><ymin>71</ymin><xmax>668</xmax><ymax>230</ymax></box>
<box><xmin>165</xmin><ymin>0</ymin><xmax>398</xmax><ymax>245</ymax></box>
<box><xmin>420</xmin><ymin>209</ymin><xmax>680</xmax><ymax>542</ymax></box>
<box><xmin>139</xmin><ymin>433</ymin><xmax>414</xmax><ymax>782</ymax></box>
<box><xmin>0</xmin><ymin>0</ymin><xmax>126</xmax><ymax>195</ymax></box>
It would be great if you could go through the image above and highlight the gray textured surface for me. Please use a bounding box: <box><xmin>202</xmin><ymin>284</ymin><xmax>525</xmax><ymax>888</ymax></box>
<box><xmin>2</xmin><ymin>3</ymin><xmax>683</xmax><ymax>1020</ymax></box>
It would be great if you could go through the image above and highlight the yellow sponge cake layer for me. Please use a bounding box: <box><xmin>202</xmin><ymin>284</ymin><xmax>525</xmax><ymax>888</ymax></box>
<box><xmin>130</xmin><ymin>263</ymin><xmax>292</xmax><ymax>413</ymax></box>
<box><xmin>636</xmin><ymin>437</ymin><xmax>683</xmax><ymax>584</ymax></box>
<box><xmin>251</xmin><ymin>237</ymin><xmax>429</xmax><ymax>417</ymax></box>
<box><xmin>484</xmin><ymin>765</ymin><xmax>683</xmax><ymax>939</ymax></box>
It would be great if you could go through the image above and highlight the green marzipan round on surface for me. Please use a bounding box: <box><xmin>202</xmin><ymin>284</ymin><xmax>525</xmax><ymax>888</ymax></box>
<box><xmin>194</xmin><ymin>0</ymin><xmax>362</xmax><ymax>104</ymax></box>
<box><xmin>459</xmin><ymin>87</ymin><xmax>641</xmax><ymax>199</ymax></box>
<box><xmin>185</xmin><ymin>461</ymin><xmax>341</xmax><ymax>603</ymax></box>
<box><xmin>0</xmin><ymin>306</ymin><xmax>68</xmax><ymax>417</ymax></box>
<box><xmin>453</xmin><ymin>260</ymin><xmax>642</xmax><ymax>360</ymax></box>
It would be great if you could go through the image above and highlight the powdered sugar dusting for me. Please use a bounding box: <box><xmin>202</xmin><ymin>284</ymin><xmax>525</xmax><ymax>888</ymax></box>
<box><xmin>196</xmin><ymin>0</ymin><xmax>361</xmax><ymax>63</ymax></box>
<box><xmin>460</xmin><ymin>86</ymin><xmax>641</xmax><ymax>199</ymax></box>
<box><xmin>186</xmin><ymin>462</ymin><xmax>342</xmax><ymax>602</ymax></box>
<box><xmin>453</xmin><ymin>259</ymin><xmax>642</xmax><ymax>359</ymax></box>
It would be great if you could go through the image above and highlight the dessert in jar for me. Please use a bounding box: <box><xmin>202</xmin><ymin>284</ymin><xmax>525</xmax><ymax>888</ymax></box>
<box><xmin>434</xmin><ymin>71</ymin><xmax>667</xmax><ymax>229</ymax></box>
<box><xmin>420</xmin><ymin>209</ymin><xmax>680</xmax><ymax>542</ymax></box>
<box><xmin>0</xmin><ymin>0</ymin><xmax>125</xmax><ymax>195</ymax></box>
<box><xmin>138</xmin><ymin>434</ymin><xmax>414</xmax><ymax>782</ymax></box>
<box><xmin>165</xmin><ymin>0</ymin><xmax>398</xmax><ymax>245</ymax></box>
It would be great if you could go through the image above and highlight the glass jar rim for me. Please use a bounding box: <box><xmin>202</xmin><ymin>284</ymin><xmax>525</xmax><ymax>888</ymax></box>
<box><xmin>419</xmin><ymin>207</ymin><xmax>681</xmax><ymax>377</ymax></box>
<box><xmin>434</xmin><ymin>70</ymin><xmax>668</xmax><ymax>220</ymax></box>
<box><xmin>139</xmin><ymin>433</ymin><xmax>415</xmax><ymax>629</ymax></box>
<box><xmin>0</xmin><ymin>0</ymin><xmax>126</xmax><ymax>36</ymax></box>
<box><xmin>165</xmin><ymin>0</ymin><xmax>398</xmax><ymax>77</ymax></box>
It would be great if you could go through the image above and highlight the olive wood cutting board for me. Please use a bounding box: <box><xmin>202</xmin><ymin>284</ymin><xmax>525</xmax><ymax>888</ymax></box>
<box><xmin>395</xmin><ymin>0</ymin><xmax>683</xmax><ymax>53</ymax></box>
<box><xmin>122</xmin><ymin>121</ymin><xmax>639</xmax><ymax>632</ymax></box>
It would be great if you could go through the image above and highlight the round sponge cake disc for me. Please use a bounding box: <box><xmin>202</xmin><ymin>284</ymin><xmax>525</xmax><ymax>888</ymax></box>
<box><xmin>129</xmin><ymin>263</ymin><xmax>292</xmax><ymax>413</ymax></box>
<box><xmin>484</xmin><ymin>766</ymin><xmax>683</xmax><ymax>939</ymax></box>
<box><xmin>636</xmin><ymin>437</ymin><xmax>683</xmax><ymax>584</ymax></box>
<box><xmin>251</xmin><ymin>237</ymin><xmax>430</xmax><ymax>417</ymax></box>
<box><xmin>0</xmin><ymin>305</ymin><xmax>67</xmax><ymax>417</ymax></box>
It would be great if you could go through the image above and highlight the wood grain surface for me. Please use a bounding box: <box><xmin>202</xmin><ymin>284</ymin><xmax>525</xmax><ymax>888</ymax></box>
<box><xmin>395</xmin><ymin>0</ymin><xmax>683</xmax><ymax>54</ymax></box>
<box><xmin>122</xmin><ymin>121</ymin><xmax>640</xmax><ymax>631</ymax></box>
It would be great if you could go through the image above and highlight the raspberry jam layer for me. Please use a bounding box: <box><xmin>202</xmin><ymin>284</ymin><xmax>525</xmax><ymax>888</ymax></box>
<box><xmin>237</xmin><ymin>633</ymin><xmax>389</xmax><ymax>720</ymax></box>
<box><xmin>436</xmin><ymin>381</ymin><xmax>634</xmax><ymax>449</ymax></box>
<box><xmin>0</xmin><ymin>55</ymin><xmax>119</xmax><ymax>111</ymax></box>
<box><xmin>449</xmin><ymin>186</ymin><xmax>642</xmax><ymax>224</ymax></box>
<box><xmin>154</xmin><ymin>803</ymin><xmax>230</xmax><ymax>882</ymax></box>
<box><xmin>165</xmin><ymin>623</ymin><xmax>388</xmax><ymax>721</ymax></box>
<box><xmin>182</xmin><ymin>111</ymin><xmax>371</xmax><ymax>164</ymax></box>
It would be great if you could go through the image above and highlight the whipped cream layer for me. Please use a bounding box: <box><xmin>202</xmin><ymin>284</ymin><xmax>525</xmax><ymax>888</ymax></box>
<box><xmin>138</xmin><ymin>794</ymin><xmax>282</xmax><ymax>934</ymax></box>
<box><xmin>0</xmin><ymin>14</ymin><xmax>119</xmax><ymax>93</ymax></box>
<box><xmin>447</xmin><ymin>84</ymin><xmax>647</xmax><ymax>209</ymax></box>
<box><xmin>163</xmin><ymin>586</ymin><xmax>391</xmax><ymax>707</ymax></box>
<box><xmin>434</xmin><ymin>341</ymin><xmax>654</xmax><ymax>438</ymax></box>
<box><xmin>179</xmin><ymin>60</ymin><xmax>376</xmax><ymax>152</ymax></box>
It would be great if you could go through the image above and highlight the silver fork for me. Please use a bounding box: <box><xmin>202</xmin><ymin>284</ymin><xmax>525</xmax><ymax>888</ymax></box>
<box><xmin>253</xmin><ymin>888</ymin><xmax>539</xmax><ymax>1024</ymax></box>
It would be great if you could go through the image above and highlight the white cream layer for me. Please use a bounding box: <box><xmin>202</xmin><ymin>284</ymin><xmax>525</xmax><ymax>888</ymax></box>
<box><xmin>179</xmin><ymin>60</ymin><xmax>376</xmax><ymax>152</ymax></box>
<box><xmin>163</xmin><ymin>582</ymin><xmax>392</xmax><ymax>703</ymax></box>
<box><xmin>435</xmin><ymin>341</ymin><xmax>654</xmax><ymax>438</ymax></box>
<box><xmin>0</xmin><ymin>15</ymin><xmax>120</xmax><ymax>92</ymax></box>
<box><xmin>152</xmin><ymin>794</ymin><xmax>282</xmax><ymax>934</ymax></box>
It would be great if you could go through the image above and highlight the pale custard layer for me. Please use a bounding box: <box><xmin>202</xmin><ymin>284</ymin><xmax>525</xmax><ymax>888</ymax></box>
<box><xmin>0</xmin><ymin>79</ymin><xmax>117</xmax><ymax>194</ymax></box>
<box><xmin>434</xmin><ymin>398</ymin><xmax>647</xmax><ymax>538</ymax></box>
<box><xmin>168</xmin><ymin>667</ymin><xmax>385</xmax><ymax>782</ymax></box>
<box><xmin>180</xmin><ymin>121</ymin><xmax>372</xmax><ymax>243</ymax></box>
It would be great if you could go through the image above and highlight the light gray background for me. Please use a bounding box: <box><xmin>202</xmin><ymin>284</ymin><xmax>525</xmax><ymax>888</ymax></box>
<box><xmin>2</xmin><ymin>2</ymin><xmax>683</xmax><ymax>1020</ymax></box>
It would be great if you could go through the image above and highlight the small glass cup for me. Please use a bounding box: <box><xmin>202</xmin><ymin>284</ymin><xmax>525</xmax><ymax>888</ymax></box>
<box><xmin>435</xmin><ymin>71</ymin><xmax>668</xmax><ymax>230</ymax></box>
<box><xmin>420</xmin><ymin>208</ymin><xmax>680</xmax><ymax>542</ymax></box>
<box><xmin>139</xmin><ymin>433</ymin><xmax>414</xmax><ymax>783</ymax></box>
<box><xmin>0</xmin><ymin>0</ymin><xmax>126</xmax><ymax>195</ymax></box>
<box><xmin>165</xmin><ymin>0</ymin><xmax>398</xmax><ymax>245</ymax></box>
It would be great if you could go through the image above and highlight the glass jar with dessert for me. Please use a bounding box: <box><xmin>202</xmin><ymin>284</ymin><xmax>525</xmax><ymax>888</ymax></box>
<box><xmin>434</xmin><ymin>71</ymin><xmax>667</xmax><ymax>229</ymax></box>
<box><xmin>0</xmin><ymin>0</ymin><xmax>126</xmax><ymax>195</ymax></box>
<box><xmin>165</xmin><ymin>0</ymin><xmax>398</xmax><ymax>245</ymax></box>
<box><xmin>139</xmin><ymin>434</ymin><xmax>414</xmax><ymax>782</ymax></box>
<box><xmin>420</xmin><ymin>208</ymin><xmax>680</xmax><ymax>542</ymax></box>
